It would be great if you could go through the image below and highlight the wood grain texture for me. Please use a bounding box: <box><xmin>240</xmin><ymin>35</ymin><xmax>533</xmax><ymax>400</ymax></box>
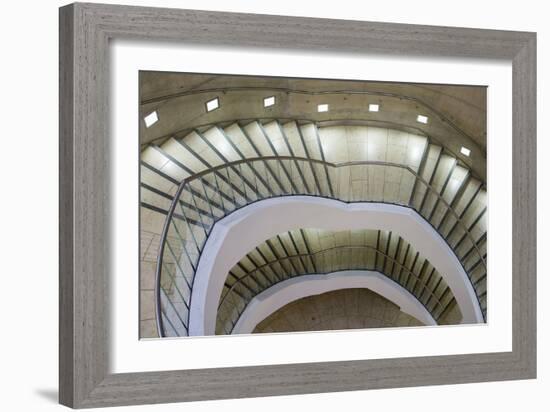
<box><xmin>59</xmin><ymin>5</ymin><xmax>74</xmax><ymax>406</ymax></box>
<box><xmin>59</xmin><ymin>2</ymin><xmax>537</xmax><ymax>408</ymax></box>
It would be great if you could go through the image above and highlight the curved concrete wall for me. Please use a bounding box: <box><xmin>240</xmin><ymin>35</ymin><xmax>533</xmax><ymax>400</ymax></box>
<box><xmin>189</xmin><ymin>196</ymin><xmax>483</xmax><ymax>336</ymax></box>
<box><xmin>232</xmin><ymin>270</ymin><xmax>436</xmax><ymax>334</ymax></box>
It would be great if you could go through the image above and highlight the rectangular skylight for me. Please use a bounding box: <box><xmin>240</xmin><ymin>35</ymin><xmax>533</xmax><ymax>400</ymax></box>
<box><xmin>206</xmin><ymin>97</ymin><xmax>220</xmax><ymax>112</ymax></box>
<box><xmin>416</xmin><ymin>114</ymin><xmax>429</xmax><ymax>124</ymax></box>
<box><xmin>144</xmin><ymin>111</ymin><xmax>158</xmax><ymax>128</ymax></box>
<box><xmin>460</xmin><ymin>146</ymin><xmax>471</xmax><ymax>157</ymax></box>
<box><xmin>317</xmin><ymin>104</ymin><xmax>329</xmax><ymax>112</ymax></box>
<box><xmin>264</xmin><ymin>96</ymin><xmax>276</xmax><ymax>107</ymax></box>
<box><xmin>369</xmin><ymin>104</ymin><xmax>380</xmax><ymax>112</ymax></box>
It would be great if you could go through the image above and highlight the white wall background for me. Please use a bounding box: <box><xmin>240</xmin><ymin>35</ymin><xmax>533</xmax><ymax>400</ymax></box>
<box><xmin>0</xmin><ymin>0</ymin><xmax>546</xmax><ymax>411</ymax></box>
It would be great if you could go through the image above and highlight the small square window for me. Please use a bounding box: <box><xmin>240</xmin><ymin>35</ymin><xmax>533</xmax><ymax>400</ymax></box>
<box><xmin>369</xmin><ymin>104</ymin><xmax>380</xmax><ymax>112</ymax></box>
<box><xmin>264</xmin><ymin>96</ymin><xmax>276</xmax><ymax>107</ymax></box>
<box><xmin>460</xmin><ymin>147</ymin><xmax>471</xmax><ymax>157</ymax></box>
<box><xmin>144</xmin><ymin>111</ymin><xmax>158</xmax><ymax>128</ymax></box>
<box><xmin>416</xmin><ymin>114</ymin><xmax>429</xmax><ymax>124</ymax></box>
<box><xmin>317</xmin><ymin>104</ymin><xmax>329</xmax><ymax>113</ymax></box>
<box><xmin>206</xmin><ymin>97</ymin><xmax>220</xmax><ymax>112</ymax></box>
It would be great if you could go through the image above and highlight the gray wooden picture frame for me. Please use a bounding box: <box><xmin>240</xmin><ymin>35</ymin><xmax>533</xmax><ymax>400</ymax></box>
<box><xmin>59</xmin><ymin>2</ymin><xmax>537</xmax><ymax>408</ymax></box>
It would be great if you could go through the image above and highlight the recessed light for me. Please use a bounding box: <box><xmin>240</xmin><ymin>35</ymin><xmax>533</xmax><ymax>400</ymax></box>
<box><xmin>369</xmin><ymin>104</ymin><xmax>380</xmax><ymax>112</ymax></box>
<box><xmin>205</xmin><ymin>97</ymin><xmax>220</xmax><ymax>112</ymax></box>
<box><xmin>317</xmin><ymin>104</ymin><xmax>329</xmax><ymax>112</ymax></box>
<box><xmin>264</xmin><ymin>96</ymin><xmax>276</xmax><ymax>107</ymax></box>
<box><xmin>416</xmin><ymin>114</ymin><xmax>428</xmax><ymax>124</ymax></box>
<box><xmin>460</xmin><ymin>147</ymin><xmax>471</xmax><ymax>157</ymax></box>
<box><xmin>144</xmin><ymin>111</ymin><xmax>158</xmax><ymax>128</ymax></box>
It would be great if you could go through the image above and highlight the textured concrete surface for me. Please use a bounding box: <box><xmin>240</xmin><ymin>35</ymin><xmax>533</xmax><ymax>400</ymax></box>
<box><xmin>253</xmin><ymin>288</ymin><xmax>424</xmax><ymax>333</ymax></box>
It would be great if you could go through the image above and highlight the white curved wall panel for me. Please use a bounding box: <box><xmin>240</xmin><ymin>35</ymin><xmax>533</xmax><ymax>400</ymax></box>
<box><xmin>189</xmin><ymin>196</ymin><xmax>483</xmax><ymax>335</ymax></box>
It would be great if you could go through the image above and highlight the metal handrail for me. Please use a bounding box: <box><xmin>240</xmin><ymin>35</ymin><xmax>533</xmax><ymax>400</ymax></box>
<box><xmin>218</xmin><ymin>245</ymin><xmax>447</xmax><ymax>312</ymax></box>
<box><xmin>155</xmin><ymin>155</ymin><xmax>486</xmax><ymax>337</ymax></box>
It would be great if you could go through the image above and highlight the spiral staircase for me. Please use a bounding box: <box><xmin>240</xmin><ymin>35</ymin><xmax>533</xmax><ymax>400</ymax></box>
<box><xmin>139</xmin><ymin>119</ymin><xmax>487</xmax><ymax>338</ymax></box>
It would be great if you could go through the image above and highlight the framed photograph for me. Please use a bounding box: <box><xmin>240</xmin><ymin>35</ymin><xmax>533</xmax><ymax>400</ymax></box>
<box><xmin>59</xmin><ymin>2</ymin><xmax>536</xmax><ymax>408</ymax></box>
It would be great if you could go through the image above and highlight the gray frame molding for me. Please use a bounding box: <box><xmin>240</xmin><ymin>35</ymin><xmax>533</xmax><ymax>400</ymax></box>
<box><xmin>59</xmin><ymin>2</ymin><xmax>536</xmax><ymax>408</ymax></box>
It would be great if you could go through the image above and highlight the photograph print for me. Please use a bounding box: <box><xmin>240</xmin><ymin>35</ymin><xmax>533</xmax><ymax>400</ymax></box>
<box><xmin>138</xmin><ymin>72</ymin><xmax>487</xmax><ymax>339</ymax></box>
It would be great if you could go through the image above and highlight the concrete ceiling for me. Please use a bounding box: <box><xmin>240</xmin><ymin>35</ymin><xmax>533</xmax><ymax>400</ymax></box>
<box><xmin>139</xmin><ymin>71</ymin><xmax>486</xmax><ymax>179</ymax></box>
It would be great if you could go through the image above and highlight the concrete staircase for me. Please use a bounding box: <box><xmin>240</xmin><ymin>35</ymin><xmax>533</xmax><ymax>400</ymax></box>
<box><xmin>216</xmin><ymin>228</ymin><xmax>460</xmax><ymax>335</ymax></box>
<box><xmin>139</xmin><ymin>120</ymin><xmax>487</xmax><ymax>337</ymax></box>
